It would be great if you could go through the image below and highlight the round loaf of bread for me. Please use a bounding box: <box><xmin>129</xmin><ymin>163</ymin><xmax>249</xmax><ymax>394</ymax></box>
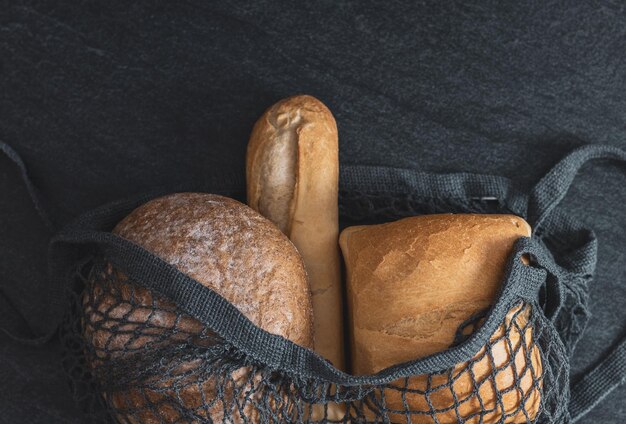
<box><xmin>82</xmin><ymin>193</ymin><xmax>313</xmax><ymax>423</ymax></box>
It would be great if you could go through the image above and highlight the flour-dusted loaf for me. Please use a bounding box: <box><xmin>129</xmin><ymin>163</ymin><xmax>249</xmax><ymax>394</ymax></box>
<box><xmin>340</xmin><ymin>214</ymin><xmax>542</xmax><ymax>423</ymax></box>
<box><xmin>112</xmin><ymin>193</ymin><xmax>313</xmax><ymax>346</ymax></box>
<box><xmin>83</xmin><ymin>193</ymin><xmax>313</xmax><ymax>423</ymax></box>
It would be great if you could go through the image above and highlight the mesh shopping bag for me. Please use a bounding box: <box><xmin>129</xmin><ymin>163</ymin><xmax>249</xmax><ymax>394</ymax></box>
<box><xmin>1</xmin><ymin>141</ymin><xmax>625</xmax><ymax>423</ymax></box>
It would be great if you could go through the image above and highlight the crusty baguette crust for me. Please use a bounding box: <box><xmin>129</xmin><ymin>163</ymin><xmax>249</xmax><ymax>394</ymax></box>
<box><xmin>340</xmin><ymin>214</ymin><xmax>541</xmax><ymax>423</ymax></box>
<box><xmin>247</xmin><ymin>95</ymin><xmax>344</xmax><ymax>371</ymax></box>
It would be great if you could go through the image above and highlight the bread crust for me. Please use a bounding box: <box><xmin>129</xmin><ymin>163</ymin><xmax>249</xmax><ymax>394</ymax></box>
<box><xmin>340</xmin><ymin>214</ymin><xmax>541</xmax><ymax>423</ymax></box>
<box><xmin>112</xmin><ymin>193</ymin><xmax>313</xmax><ymax>346</ymax></box>
<box><xmin>246</xmin><ymin>95</ymin><xmax>344</xmax><ymax>371</ymax></box>
<box><xmin>84</xmin><ymin>193</ymin><xmax>313</xmax><ymax>423</ymax></box>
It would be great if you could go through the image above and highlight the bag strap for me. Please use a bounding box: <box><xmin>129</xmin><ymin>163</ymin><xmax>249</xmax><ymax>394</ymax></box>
<box><xmin>0</xmin><ymin>140</ymin><xmax>245</xmax><ymax>344</ymax></box>
<box><xmin>0</xmin><ymin>141</ymin><xmax>149</xmax><ymax>344</ymax></box>
<box><xmin>526</xmin><ymin>144</ymin><xmax>626</xmax><ymax>422</ymax></box>
<box><xmin>0</xmin><ymin>142</ymin><xmax>55</xmax><ymax>231</ymax></box>
<box><xmin>570</xmin><ymin>339</ymin><xmax>626</xmax><ymax>422</ymax></box>
<box><xmin>0</xmin><ymin>141</ymin><xmax>57</xmax><ymax>344</ymax></box>
<box><xmin>527</xmin><ymin>144</ymin><xmax>626</xmax><ymax>234</ymax></box>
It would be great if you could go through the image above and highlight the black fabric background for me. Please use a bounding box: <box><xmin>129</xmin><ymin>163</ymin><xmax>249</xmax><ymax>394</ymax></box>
<box><xmin>1</xmin><ymin>1</ymin><xmax>625</xmax><ymax>422</ymax></box>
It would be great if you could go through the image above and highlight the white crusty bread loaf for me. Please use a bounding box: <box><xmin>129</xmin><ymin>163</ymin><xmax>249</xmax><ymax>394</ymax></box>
<box><xmin>340</xmin><ymin>214</ymin><xmax>542</xmax><ymax>423</ymax></box>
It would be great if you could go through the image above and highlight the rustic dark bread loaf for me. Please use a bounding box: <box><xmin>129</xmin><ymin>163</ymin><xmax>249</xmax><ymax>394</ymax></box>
<box><xmin>340</xmin><ymin>214</ymin><xmax>542</xmax><ymax>423</ymax></box>
<box><xmin>82</xmin><ymin>192</ymin><xmax>314</xmax><ymax>423</ymax></box>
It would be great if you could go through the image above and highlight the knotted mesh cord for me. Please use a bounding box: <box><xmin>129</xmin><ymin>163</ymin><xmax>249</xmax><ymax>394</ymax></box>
<box><xmin>61</xmin><ymin>259</ymin><xmax>567</xmax><ymax>423</ymax></box>
<box><xmin>59</xmin><ymin>194</ymin><xmax>574</xmax><ymax>423</ymax></box>
<box><xmin>0</xmin><ymin>141</ymin><xmax>621</xmax><ymax>422</ymax></box>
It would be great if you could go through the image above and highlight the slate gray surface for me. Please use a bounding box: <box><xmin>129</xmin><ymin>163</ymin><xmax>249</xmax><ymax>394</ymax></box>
<box><xmin>0</xmin><ymin>1</ymin><xmax>624</xmax><ymax>422</ymax></box>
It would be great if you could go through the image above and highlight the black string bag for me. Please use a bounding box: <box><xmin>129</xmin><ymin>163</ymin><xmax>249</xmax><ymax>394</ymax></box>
<box><xmin>1</xmin><ymin>142</ymin><xmax>625</xmax><ymax>423</ymax></box>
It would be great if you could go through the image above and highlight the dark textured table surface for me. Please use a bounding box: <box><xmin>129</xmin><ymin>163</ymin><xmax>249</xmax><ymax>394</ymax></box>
<box><xmin>1</xmin><ymin>1</ymin><xmax>625</xmax><ymax>422</ymax></box>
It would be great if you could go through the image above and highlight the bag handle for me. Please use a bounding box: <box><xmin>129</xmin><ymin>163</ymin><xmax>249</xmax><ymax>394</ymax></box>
<box><xmin>0</xmin><ymin>140</ymin><xmax>245</xmax><ymax>344</ymax></box>
<box><xmin>0</xmin><ymin>142</ymin><xmax>55</xmax><ymax>231</ymax></box>
<box><xmin>526</xmin><ymin>143</ymin><xmax>626</xmax><ymax>422</ymax></box>
<box><xmin>527</xmin><ymin>144</ymin><xmax>626</xmax><ymax>234</ymax></box>
<box><xmin>0</xmin><ymin>141</ymin><xmax>57</xmax><ymax>344</ymax></box>
<box><xmin>570</xmin><ymin>338</ymin><xmax>626</xmax><ymax>422</ymax></box>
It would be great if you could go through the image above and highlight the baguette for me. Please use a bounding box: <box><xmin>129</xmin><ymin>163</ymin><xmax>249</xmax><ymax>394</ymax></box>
<box><xmin>246</xmin><ymin>95</ymin><xmax>344</xmax><ymax>371</ymax></box>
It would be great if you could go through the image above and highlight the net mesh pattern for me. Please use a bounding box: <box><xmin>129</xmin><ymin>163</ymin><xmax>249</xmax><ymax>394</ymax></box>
<box><xmin>58</xmin><ymin>192</ymin><xmax>582</xmax><ymax>423</ymax></box>
<box><xmin>60</xmin><ymin>258</ymin><xmax>570</xmax><ymax>423</ymax></box>
<box><xmin>537</xmin><ymin>230</ymin><xmax>592</xmax><ymax>358</ymax></box>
